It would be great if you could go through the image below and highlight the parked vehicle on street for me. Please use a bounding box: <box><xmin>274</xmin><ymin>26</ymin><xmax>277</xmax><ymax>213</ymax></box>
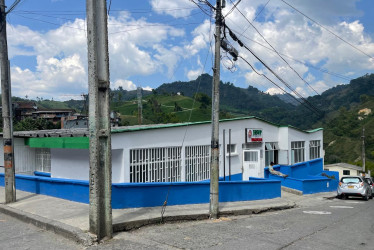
<box><xmin>337</xmin><ymin>176</ymin><xmax>372</xmax><ymax>200</ymax></box>
<box><xmin>364</xmin><ymin>177</ymin><xmax>374</xmax><ymax>198</ymax></box>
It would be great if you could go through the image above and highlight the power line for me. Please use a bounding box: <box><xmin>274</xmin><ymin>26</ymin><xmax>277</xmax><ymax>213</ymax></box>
<box><xmin>13</xmin><ymin>13</ymin><xmax>86</xmax><ymax>31</ymax></box>
<box><xmin>228</xmin><ymin>27</ymin><xmax>352</xmax><ymax>82</ymax></box>
<box><xmin>224</xmin><ymin>0</ymin><xmax>241</xmax><ymax>18</ymax></box>
<box><xmin>6</xmin><ymin>0</ymin><xmax>21</xmax><ymax>14</ymax></box>
<box><xmin>189</xmin><ymin>0</ymin><xmax>214</xmax><ymax>17</ymax></box>
<box><xmin>227</xmin><ymin>0</ymin><xmax>320</xmax><ymax>95</ymax></box>
<box><xmin>239</xmin><ymin>55</ymin><xmax>309</xmax><ymax>108</ymax></box>
<box><xmin>252</xmin><ymin>0</ymin><xmax>271</xmax><ymax>21</ymax></box>
<box><xmin>224</xmin><ymin>25</ymin><xmax>322</xmax><ymax>114</ymax></box>
<box><xmin>280</xmin><ymin>0</ymin><xmax>374</xmax><ymax>61</ymax></box>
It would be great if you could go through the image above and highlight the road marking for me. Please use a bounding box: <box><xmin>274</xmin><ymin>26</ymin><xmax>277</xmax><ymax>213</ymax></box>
<box><xmin>329</xmin><ymin>206</ymin><xmax>354</xmax><ymax>209</ymax></box>
<box><xmin>303</xmin><ymin>211</ymin><xmax>331</xmax><ymax>215</ymax></box>
<box><xmin>344</xmin><ymin>201</ymin><xmax>362</xmax><ymax>204</ymax></box>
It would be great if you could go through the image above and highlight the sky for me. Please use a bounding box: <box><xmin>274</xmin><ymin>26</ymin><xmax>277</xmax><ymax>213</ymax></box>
<box><xmin>3</xmin><ymin>0</ymin><xmax>374</xmax><ymax>101</ymax></box>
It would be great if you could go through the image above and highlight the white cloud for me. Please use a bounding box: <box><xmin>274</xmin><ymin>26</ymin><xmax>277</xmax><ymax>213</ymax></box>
<box><xmin>265</xmin><ymin>87</ymin><xmax>284</xmax><ymax>95</ymax></box>
<box><xmin>142</xmin><ymin>86</ymin><xmax>153</xmax><ymax>91</ymax></box>
<box><xmin>221</xmin><ymin>0</ymin><xmax>374</xmax><ymax>95</ymax></box>
<box><xmin>5</xmin><ymin>0</ymin><xmax>374</xmax><ymax>100</ymax></box>
<box><xmin>187</xmin><ymin>69</ymin><xmax>201</xmax><ymax>80</ymax></box>
<box><xmin>7</xmin><ymin>11</ymin><xmax>187</xmax><ymax>99</ymax></box>
<box><xmin>112</xmin><ymin>79</ymin><xmax>137</xmax><ymax>90</ymax></box>
<box><xmin>150</xmin><ymin>0</ymin><xmax>196</xmax><ymax>18</ymax></box>
<box><xmin>185</xmin><ymin>20</ymin><xmax>213</xmax><ymax>56</ymax></box>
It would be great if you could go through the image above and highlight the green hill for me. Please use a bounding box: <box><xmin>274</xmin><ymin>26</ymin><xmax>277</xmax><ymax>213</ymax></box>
<box><xmin>111</xmin><ymin>92</ymin><xmax>232</xmax><ymax>125</ymax></box>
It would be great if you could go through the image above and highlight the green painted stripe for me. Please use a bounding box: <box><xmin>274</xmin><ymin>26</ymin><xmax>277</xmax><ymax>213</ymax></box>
<box><xmin>25</xmin><ymin>137</ymin><xmax>89</xmax><ymax>149</ymax></box>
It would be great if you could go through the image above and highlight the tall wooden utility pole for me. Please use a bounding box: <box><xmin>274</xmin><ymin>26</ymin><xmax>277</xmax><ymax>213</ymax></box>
<box><xmin>210</xmin><ymin>0</ymin><xmax>222</xmax><ymax>219</ymax></box>
<box><xmin>86</xmin><ymin>0</ymin><xmax>112</xmax><ymax>240</ymax></box>
<box><xmin>0</xmin><ymin>0</ymin><xmax>16</xmax><ymax>203</ymax></box>
<box><xmin>362</xmin><ymin>127</ymin><xmax>365</xmax><ymax>173</ymax></box>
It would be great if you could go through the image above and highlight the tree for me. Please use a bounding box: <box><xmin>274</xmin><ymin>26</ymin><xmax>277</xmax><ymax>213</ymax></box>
<box><xmin>174</xmin><ymin>102</ymin><xmax>182</xmax><ymax>112</ymax></box>
<box><xmin>193</xmin><ymin>92</ymin><xmax>211</xmax><ymax>110</ymax></box>
<box><xmin>14</xmin><ymin>118</ymin><xmax>59</xmax><ymax>131</ymax></box>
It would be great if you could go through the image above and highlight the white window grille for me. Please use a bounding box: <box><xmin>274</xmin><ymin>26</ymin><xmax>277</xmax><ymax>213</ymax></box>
<box><xmin>129</xmin><ymin>147</ymin><xmax>181</xmax><ymax>183</ymax></box>
<box><xmin>309</xmin><ymin>140</ymin><xmax>321</xmax><ymax>160</ymax></box>
<box><xmin>35</xmin><ymin>148</ymin><xmax>51</xmax><ymax>173</ymax></box>
<box><xmin>244</xmin><ymin>151</ymin><xmax>258</xmax><ymax>161</ymax></box>
<box><xmin>291</xmin><ymin>141</ymin><xmax>305</xmax><ymax>164</ymax></box>
<box><xmin>185</xmin><ymin>145</ymin><xmax>210</xmax><ymax>182</ymax></box>
<box><xmin>265</xmin><ymin>142</ymin><xmax>279</xmax><ymax>166</ymax></box>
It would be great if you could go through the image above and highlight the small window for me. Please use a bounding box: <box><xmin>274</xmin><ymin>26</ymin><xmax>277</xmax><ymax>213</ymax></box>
<box><xmin>343</xmin><ymin>170</ymin><xmax>350</xmax><ymax>175</ymax></box>
<box><xmin>226</xmin><ymin>144</ymin><xmax>237</xmax><ymax>154</ymax></box>
<box><xmin>244</xmin><ymin>151</ymin><xmax>258</xmax><ymax>162</ymax></box>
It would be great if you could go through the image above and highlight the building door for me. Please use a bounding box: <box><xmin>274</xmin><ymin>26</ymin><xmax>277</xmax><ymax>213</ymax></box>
<box><xmin>243</xmin><ymin>150</ymin><xmax>261</xmax><ymax>180</ymax></box>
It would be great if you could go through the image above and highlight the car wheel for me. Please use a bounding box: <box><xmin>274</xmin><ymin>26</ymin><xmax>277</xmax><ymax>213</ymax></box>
<box><xmin>363</xmin><ymin>193</ymin><xmax>369</xmax><ymax>201</ymax></box>
<box><xmin>342</xmin><ymin>194</ymin><xmax>347</xmax><ymax>200</ymax></box>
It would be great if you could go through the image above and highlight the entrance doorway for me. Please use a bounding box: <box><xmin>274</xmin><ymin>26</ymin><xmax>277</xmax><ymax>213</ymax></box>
<box><xmin>242</xmin><ymin>150</ymin><xmax>261</xmax><ymax>180</ymax></box>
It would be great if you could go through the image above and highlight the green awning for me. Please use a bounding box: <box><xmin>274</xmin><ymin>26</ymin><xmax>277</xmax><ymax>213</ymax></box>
<box><xmin>25</xmin><ymin>137</ymin><xmax>89</xmax><ymax>149</ymax></box>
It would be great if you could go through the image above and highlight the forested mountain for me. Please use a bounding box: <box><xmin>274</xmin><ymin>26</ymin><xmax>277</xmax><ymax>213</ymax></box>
<box><xmin>2</xmin><ymin>73</ymin><xmax>374</xmax><ymax>173</ymax></box>
<box><xmin>156</xmin><ymin>73</ymin><xmax>323</xmax><ymax>129</ymax></box>
<box><xmin>156</xmin><ymin>73</ymin><xmax>303</xmax><ymax>125</ymax></box>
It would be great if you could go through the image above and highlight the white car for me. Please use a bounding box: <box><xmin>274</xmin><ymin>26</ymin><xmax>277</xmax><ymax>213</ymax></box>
<box><xmin>337</xmin><ymin>176</ymin><xmax>372</xmax><ymax>201</ymax></box>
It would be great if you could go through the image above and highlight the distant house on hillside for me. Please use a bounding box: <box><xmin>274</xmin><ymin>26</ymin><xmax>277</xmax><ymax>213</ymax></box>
<box><xmin>61</xmin><ymin>115</ymin><xmax>88</xmax><ymax>129</ymax></box>
<box><xmin>14</xmin><ymin>101</ymin><xmax>38</xmax><ymax>121</ymax></box>
<box><xmin>32</xmin><ymin>109</ymin><xmax>76</xmax><ymax>124</ymax></box>
<box><xmin>324</xmin><ymin>163</ymin><xmax>363</xmax><ymax>177</ymax></box>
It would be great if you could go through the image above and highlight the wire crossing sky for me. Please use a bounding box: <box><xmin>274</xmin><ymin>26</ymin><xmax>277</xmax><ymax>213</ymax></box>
<box><xmin>4</xmin><ymin>0</ymin><xmax>374</xmax><ymax>101</ymax></box>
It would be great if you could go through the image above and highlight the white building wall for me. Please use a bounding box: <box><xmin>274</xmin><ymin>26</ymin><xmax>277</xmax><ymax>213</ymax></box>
<box><xmin>51</xmin><ymin>148</ymin><xmax>124</xmax><ymax>182</ymax></box>
<box><xmin>286</xmin><ymin>128</ymin><xmax>323</xmax><ymax>164</ymax></box>
<box><xmin>325</xmin><ymin>166</ymin><xmax>359</xmax><ymax>178</ymax></box>
<box><xmin>1</xmin><ymin>118</ymin><xmax>324</xmax><ymax>183</ymax></box>
<box><xmin>112</xmin><ymin>118</ymin><xmax>287</xmax><ymax>181</ymax></box>
<box><xmin>0</xmin><ymin>138</ymin><xmax>36</xmax><ymax>175</ymax></box>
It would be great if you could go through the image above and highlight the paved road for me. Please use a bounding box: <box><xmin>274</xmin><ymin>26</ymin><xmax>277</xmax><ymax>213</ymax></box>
<box><xmin>0</xmin><ymin>212</ymin><xmax>82</xmax><ymax>250</ymax></box>
<box><xmin>93</xmin><ymin>197</ymin><xmax>374</xmax><ymax>250</ymax></box>
<box><xmin>1</xmin><ymin>196</ymin><xmax>373</xmax><ymax>249</ymax></box>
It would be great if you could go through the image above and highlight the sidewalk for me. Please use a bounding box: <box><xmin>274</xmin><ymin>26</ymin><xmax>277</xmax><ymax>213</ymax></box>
<box><xmin>0</xmin><ymin>187</ymin><xmax>335</xmax><ymax>246</ymax></box>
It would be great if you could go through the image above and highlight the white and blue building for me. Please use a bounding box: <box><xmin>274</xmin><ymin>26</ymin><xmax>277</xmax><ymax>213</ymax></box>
<box><xmin>0</xmin><ymin>116</ymin><xmax>331</xmax><ymax>208</ymax></box>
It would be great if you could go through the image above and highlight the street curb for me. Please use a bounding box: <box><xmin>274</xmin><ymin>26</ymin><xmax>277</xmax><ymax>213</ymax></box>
<box><xmin>0</xmin><ymin>204</ymin><xmax>94</xmax><ymax>246</ymax></box>
<box><xmin>113</xmin><ymin>202</ymin><xmax>296</xmax><ymax>232</ymax></box>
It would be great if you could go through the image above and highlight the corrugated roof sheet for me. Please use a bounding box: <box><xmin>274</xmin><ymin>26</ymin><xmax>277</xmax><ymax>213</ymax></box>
<box><xmin>6</xmin><ymin>116</ymin><xmax>322</xmax><ymax>138</ymax></box>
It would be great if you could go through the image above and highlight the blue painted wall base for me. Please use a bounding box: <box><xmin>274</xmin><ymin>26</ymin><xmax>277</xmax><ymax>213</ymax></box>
<box><xmin>264</xmin><ymin>158</ymin><xmax>339</xmax><ymax>194</ymax></box>
<box><xmin>0</xmin><ymin>173</ymin><xmax>281</xmax><ymax>209</ymax></box>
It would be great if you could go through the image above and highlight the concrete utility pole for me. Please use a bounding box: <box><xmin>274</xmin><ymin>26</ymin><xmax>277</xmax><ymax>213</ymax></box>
<box><xmin>210</xmin><ymin>0</ymin><xmax>222</xmax><ymax>219</ymax></box>
<box><xmin>86</xmin><ymin>0</ymin><xmax>112</xmax><ymax>240</ymax></box>
<box><xmin>137</xmin><ymin>87</ymin><xmax>142</xmax><ymax>125</ymax></box>
<box><xmin>0</xmin><ymin>0</ymin><xmax>16</xmax><ymax>203</ymax></box>
<box><xmin>362</xmin><ymin>127</ymin><xmax>365</xmax><ymax>173</ymax></box>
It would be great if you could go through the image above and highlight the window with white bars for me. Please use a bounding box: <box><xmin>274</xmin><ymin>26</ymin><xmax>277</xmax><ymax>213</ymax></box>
<box><xmin>309</xmin><ymin>140</ymin><xmax>321</xmax><ymax>160</ymax></box>
<box><xmin>129</xmin><ymin>147</ymin><xmax>181</xmax><ymax>183</ymax></box>
<box><xmin>291</xmin><ymin>141</ymin><xmax>305</xmax><ymax>164</ymax></box>
<box><xmin>35</xmin><ymin>148</ymin><xmax>51</xmax><ymax>173</ymax></box>
<box><xmin>185</xmin><ymin>145</ymin><xmax>210</xmax><ymax>182</ymax></box>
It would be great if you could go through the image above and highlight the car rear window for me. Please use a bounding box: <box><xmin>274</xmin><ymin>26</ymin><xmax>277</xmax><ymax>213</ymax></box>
<box><xmin>341</xmin><ymin>177</ymin><xmax>361</xmax><ymax>184</ymax></box>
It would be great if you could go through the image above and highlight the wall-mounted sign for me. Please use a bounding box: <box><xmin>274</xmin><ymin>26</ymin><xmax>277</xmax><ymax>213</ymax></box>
<box><xmin>246</xmin><ymin>128</ymin><xmax>263</xmax><ymax>142</ymax></box>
